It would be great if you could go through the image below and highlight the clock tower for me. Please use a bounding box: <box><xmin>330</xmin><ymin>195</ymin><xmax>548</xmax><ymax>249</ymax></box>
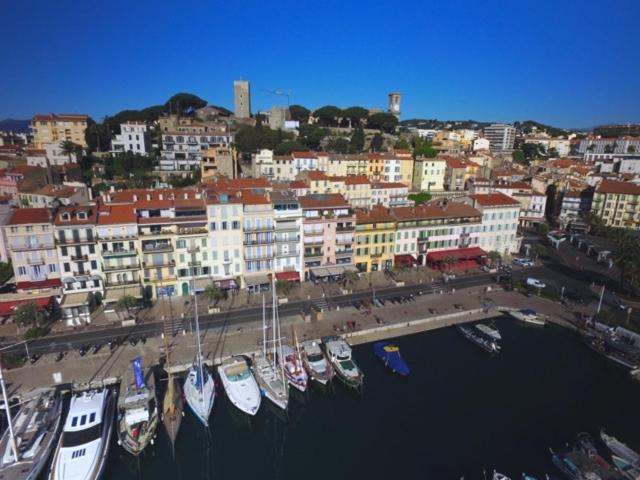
<box><xmin>388</xmin><ymin>92</ymin><xmax>401</xmax><ymax>119</ymax></box>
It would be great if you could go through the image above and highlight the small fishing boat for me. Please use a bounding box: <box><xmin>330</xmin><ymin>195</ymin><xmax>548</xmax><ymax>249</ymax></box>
<box><xmin>49</xmin><ymin>387</ymin><xmax>116</xmax><ymax>480</ymax></box>
<box><xmin>217</xmin><ymin>356</ymin><xmax>261</xmax><ymax>416</ymax></box>
<box><xmin>584</xmin><ymin>335</ymin><xmax>640</xmax><ymax>369</ymax></box>
<box><xmin>0</xmin><ymin>389</ymin><xmax>62</xmax><ymax>480</ymax></box>
<box><xmin>321</xmin><ymin>336</ymin><xmax>364</xmax><ymax>391</ymax></box>
<box><xmin>551</xmin><ymin>433</ymin><xmax>625</xmax><ymax>480</ymax></box>
<box><xmin>280</xmin><ymin>343</ymin><xmax>308</xmax><ymax>392</ymax></box>
<box><xmin>509</xmin><ymin>308</ymin><xmax>545</xmax><ymax>326</ymax></box>
<box><xmin>117</xmin><ymin>358</ymin><xmax>158</xmax><ymax>456</ymax></box>
<box><xmin>373</xmin><ymin>341</ymin><xmax>410</xmax><ymax>376</ymax></box>
<box><xmin>457</xmin><ymin>324</ymin><xmax>500</xmax><ymax>354</ymax></box>
<box><xmin>601</xmin><ymin>431</ymin><xmax>640</xmax><ymax>480</ymax></box>
<box><xmin>300</xmin><ymin>340</ymin><xmax>334</xmax><ymax>386</ymax></box>
<box><xmin>476</xmin><ymin>322</ymin><xmax>502</xmax><ymax>340</ymax></box>
<box><xmin>162</xmin><ymin>375</ymin><xmax>183</xmax><ymax>448</ymax></box>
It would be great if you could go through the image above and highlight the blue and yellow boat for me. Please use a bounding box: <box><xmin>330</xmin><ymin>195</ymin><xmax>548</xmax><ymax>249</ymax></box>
<box><xmin>373</xmin><ymin>342</ymin><xmax>410</xmax><ymax>376</ymax></box>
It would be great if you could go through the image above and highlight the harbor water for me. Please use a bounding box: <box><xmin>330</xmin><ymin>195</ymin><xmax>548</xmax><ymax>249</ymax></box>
<box><xmin>104</xmin><ymin>316</ymin><xmax>640</xmax><ymax>479</ymax></box>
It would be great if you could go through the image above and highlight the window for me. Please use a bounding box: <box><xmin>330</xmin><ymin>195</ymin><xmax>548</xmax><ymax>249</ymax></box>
<box><xmin>61</xmin><ymin>246</ymin><xmax>68</xmax><ymax>256</ymax></box>
<box><xmin>222</xmin><ymin>221</ymin><xmax>228</xmax><ymax>230</ymax></box>
<box><xmin>93</xmin><ymin>280</ymin><xmax>100</xmax><ymax>288</ymax></box>
<box><xmin>64</xmin><ymin>263</ymin><xmax>70</xmax><ymax>272</ymax></box>
<box><xmin>176</xmin><ymin>239</ymin><xmax>186</xmax><ymax>249</ymax></box>
<box><xmin>17</xmin><ymin>266</ymin><xmax>27</xmax><ymax>275</ymax></box>
<box><xmin>90</xmin><ymin>260</ymin><xmax>97</xmax><ymax>270</ymax></box>
<box><xmin>89</xmin><ymin>245</ymin><xmax>95</xmax><ymax>254</ymax></box>
<box><xmin>201</xmin><ymin>238</ymin><xmax>207</xmax><ymax>247</ymax></box>
<box><xmin>48</xmin><ymin>264</ymin><xmax>56</xmax><ymax>273</ymax></box>
<box><xmin>232</xmin><ymin>221</ymin><xmax>240</xmax><ymax>229</ymax></box>
<box><xmin>209</xmin><ymin>222</ymin><xmax>216</xmax><ymax>231</ymax></box>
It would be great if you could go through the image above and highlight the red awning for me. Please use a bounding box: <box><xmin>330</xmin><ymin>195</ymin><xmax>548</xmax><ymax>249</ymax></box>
<box><xmin>275</xmin><ymin>271</ymin><xmax>301</xmax><ymax>282</ymax></box>
<box><xmin>0</xmin><ymin>296</ymin><xmax>53</xmax><ymax>317</ymax></box>
<box><xmin>426</xmin><ymin>247</ymin><xmax>487</xmax><ymax>262</ymax></box>
<box><xmin>16</xmin><ymin>278</ymin><xmax>61</xmax><ymax>290</ymax></box>
<box><xmin>394</xmin><ymin>254</ymin><xmax>417</xmax><ymax>266</ymax></box>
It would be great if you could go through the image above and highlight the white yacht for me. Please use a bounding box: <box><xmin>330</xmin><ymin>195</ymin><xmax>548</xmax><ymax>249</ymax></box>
<box><xmin>508</xmin><ymin>308</ymin><xmax>545</xmax><ymax>326</ymax></box>
<box><xmin>321</xmin><ymin>336</ymin><xmax>363</xmax><ymax>391</ymax></box>
<box><xmin>0</xmin><ymin>389</ymin><xmax>62</xmax><ymax>480</ymax></box>
<box><xmin>600</xmin><ymin>431</ymin><xmax>640</xmax><ymax>479</ymax></box>
<box><xmin>184</xmin><ymin>284</ymin><xmax>215</xmax><ymax>427</ymax></box>
<box><xmin>300</xmin><ymin>340</ymin><xmax>334</xmax><ymax>386</ymax></box>
<box><xmin>475</xmin><ymin>323</ymin><xmax>502</xmax><ymax>340</ymax></box>
<box><xmin>117</xmin><ymin>359</ymin><xmax>158</xmax><ymax>456</ymax></box>
<box><xmin>217</xmin><ymin>356</ymin><xmax>261</xmax><ymax>416</ymax></box>
<box><xmin>49</xmin><ymin>388</ymin><xmax>116</xmax><ymax>480</ymax></box>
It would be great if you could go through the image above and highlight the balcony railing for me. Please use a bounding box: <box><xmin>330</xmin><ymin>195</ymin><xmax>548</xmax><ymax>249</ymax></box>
<box><xmin>97</xmin><ymin>233</ymin><xmax>137</xmax><ymax>241</ymax></box>
<box><xmin>142</xmin><ymin>243</ymin><xmax>173</xmax><ymax>253</ymax></box>
<box><xmin>276</xmin><ymin>250</ymin><xmax>300</xmax><ymax>258</ymax></box>
<box><xmin>142</xmin><ymin>259</ymin><xmax>175</xmax><ymax>268</ymax></box>
<box><xmin>105</xmin><ymin>279</ymin><xmax>140</xmax><ymax>288</ymax></box>
<box><xmin>243</xmin><ymin>239</ymin><xmax>275</xmax><ymax>246</ymax></box>
<box><xmin>11</xmin><ymin>243</ymin><xmax>54</xmax><ymax>252</ymax></box>
<box><xmin>56</xmin><ymin>237</ymin><xmax>94</xmax><ymax>245</ymax></box>
<box><xmin>336</xmin><ymin>238</ymin><xmax>353</xmax><ymax>245</ymax></box>
<box><xmin>143</xmin><ymin>275</ymin><xmax>177</xmax><ymax>283</ymax></box>
<box><xmin>244</xmin><ymin>253</ymin><xmax>274</xmax><ymax>261</ymax></box>
<box><xmin>336</xmin><ymin>249</ymin><xmax>354</xmax><ymax>256</ymax></box>
<box><xmin>26</xmin><ymin>256</ymin><xmax>44</xmax><ymax>265</ymax></box>
<box><xmin>243</xmin><ymin>225</ymin><xmax>274</xmax><ymax>232</ymax></box>
<box><xmin>304</xmin><ymin>251</ymin><xmax>322</xmax><ymax>259</ymax></box>
<box><xmin>177</xmin><ymin>227</ymin><xmax>208</xmax><ymax>236</ymax></box>
<box><xmin>140</xmin><ymin>229</ymin><xmax>174</xmax><ymax>237</ymax></box>
<box><xmin>103</xmin><ymin>262</ymin><xmax>139</xmax><ymax>272</ymax></box>
<box><xmin>102</xmin><ymin>249</ymin><xmax>137</xmax><ymax>257</ymax></box>
<box><xmin>336</xmin><ymin>225</ymin><xmax>355</xmax><ymax>232</ymax></box>
<box><xmin>70</xmin><ymin>254</ymin><xmax>88</xmax><ymax>262</ymax></box>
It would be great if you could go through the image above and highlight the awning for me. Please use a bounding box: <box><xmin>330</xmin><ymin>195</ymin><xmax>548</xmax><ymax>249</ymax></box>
<box><xmin>310</xmin><ymin>265</ymin><xmax>355</xmax><ymax>278</ymax></box>
<box><xmin>395</xmin><ymin>254</ymin><xmax>417</xmax><ymax>266</ymax></box>
<box><xmin>104</xmin><ymin>285</ymin><xmax>143</xmax><ymax>302</ymax></box>
<box><xmin>244</xmin><ymin>274</ymin><xmax>271</xmax><ymax>287</ymax></box>
<box><xmin>214</xmin><ymin>278</ymin><xmax>237</xmax><ymax>290</ymax></box>
<box><xmin>61</xmin><ymin>292</ymin><xmax>91</xmax><ymax>308</ymax></box>
<box><xmin>426</xmin><ymin>247</ymin><xmax>487</xmax><ymax>263</ymax></box>
<box><xmin>275</xmin><ymin>271</ymin><xmax>300</xmax><ymax>282</ymax></box>
<box><xmin>16</xmin><ymin>278</ymin><xmax>61</xmax><ymax>290</ymax></box>
<box><xmin>0</xmin><ymin>296</ymin><xmax>53</xmax><ymax>317</ymax></box>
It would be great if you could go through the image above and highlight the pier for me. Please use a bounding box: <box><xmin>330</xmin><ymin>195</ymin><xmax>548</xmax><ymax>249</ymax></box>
<box><xmin>4</xmin><ymin>286</ymin><xmax>581</xmax><ymax>399</ymax></box>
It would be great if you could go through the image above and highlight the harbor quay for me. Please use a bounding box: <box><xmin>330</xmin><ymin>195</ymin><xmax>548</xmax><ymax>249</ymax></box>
<box><xmin>4</xmin><ymin>286</ymin><xmax>578</xmax><ymax>399</ymax></box>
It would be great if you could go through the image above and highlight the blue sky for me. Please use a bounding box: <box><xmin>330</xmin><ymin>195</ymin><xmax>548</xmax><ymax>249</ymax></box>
<box><xmin>1</xmin><ymin>0</ymin><xmax>639</xmax><ymax>128</ymax></box>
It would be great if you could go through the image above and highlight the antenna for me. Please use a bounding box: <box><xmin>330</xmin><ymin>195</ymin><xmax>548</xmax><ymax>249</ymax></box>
<box><xmin>261</xmin><ymin>89</ymin><xmax>292</xmax><ymax>107</ymax></box>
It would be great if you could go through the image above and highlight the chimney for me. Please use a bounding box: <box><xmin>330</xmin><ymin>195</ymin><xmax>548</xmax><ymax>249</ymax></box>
<box><xmin>159</xmin><ymin>193</ymin><xmax>163</xmax><ymax>200</ymax></box>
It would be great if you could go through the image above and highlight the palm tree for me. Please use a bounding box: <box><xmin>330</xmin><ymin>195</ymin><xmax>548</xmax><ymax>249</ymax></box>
<box><xmin>612</xmin><ymin>232</ymin><xmax>640</xmax><ymax>293</ymax></box>
<box><xmin>488</xmin><ymin>251</ymin><xmax>502</xmax><ymax>266</ymax></box>
<box><xmin>530</xmin><ymin>244</ymin><xmax>546</xmax><ymax>261</ymax></box>
<box><xmin>443</xmin><ymin>256</ymin><xmax>457</xmax><ymax>272</ymax></box>
<box><xmin>628</xmin><ymin>145</ymin><xmax>636</xmax><ymax>154</ymax></box>
<box><xmin>59</xmin><ymin>140</ymin><xmax>79</xmax><ymax>163</ymax></box>
<box><xmin>203</xmin><ymin>284</ymin><xmax>224</xmax><ymax>306</ymax></box>
<box><xmin>116</xmin><ymin>294</ymin><xmax>137</xmax><ymax>318</ymax></box>
<box><xmin>14</xmin><ymin>303</ymin><xmax>42</xmax><ymax>328</ymax></box>
<box><xmin>341</xmin><ymin>269</ymin><xmax>359</xmax><ymax>289</ymax></box>
<box><xmin>275</xmin><ymin>280</ymin><xmax>292</xmax><ymax>297</ymax></box>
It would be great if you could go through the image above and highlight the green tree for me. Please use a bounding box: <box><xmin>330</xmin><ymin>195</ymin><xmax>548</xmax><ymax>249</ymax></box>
<box><xmin>341</xmin><ymin>270</ymin><xmax>359</xmax><ymax>289</ymax></box>
<box><xmin>611</xmin><ymin>232</ymin><xmax>640</xmax><ymax>293</ymax></box>
<box><xmin>548</xmin><ymin>147</ymin><xmax>559</xmax><ymax>157</ymax></box>
<box><xmin>349</xmin><ymin>127</ymin><xmax>365</xmax><ymax>153</ymax></box>
<box><xmin>570</xmin><ymin>143</ymin><xmax>580</xmax><ymax>156</ymax></box>
<box><xmin>274</xmin><ymin>140</ymin><xmax>306</xmax><ymax>155</ymax></box>
<box><xmin>413</xmin><ymin>144</ymin><xmax>438</xmax><ymax>158</ymax></box>
<box><xmin>289</xmin><ymin>105</ymin><xmax>310</xmax><ymax>123</ymax></box>
<box><xmin>395</xmin><ymin>139</ymin><xmax>410</xmax><ymax>149</ymax></box>
<box><xmin>443</xmin><ymin>256</ymin><xmax>457</xmax><ymax>271</ymax></box>
<box><xmin>537</xmin><ymin>222</ymin><xmax>550</xmax><ymax>236</ymax></box>
<box><xmin>326</xmin><ymin>137</ymin><xmax>350</xmax><ymax>153</ymax></box>
<box><xmin>203</xmin><ymin>284</ymin><xmax>224</xmax><ymax>306</ymax></box>
<box><xmin>522</xmin><ymin>143</ymin><xmax>545</xmax><ymax>162</ymax></box>
<box><xmin>408</xmin><ymin>192</ymin><xmax>432</xmax><ymax>204</ymax></box>
<box><xmin>488</xmin><ymin>251</ymin><xmax>502</xmax><ymax>266</ymax></box>
<box><xmin>341</xmin><ymin>106</ymin><xmax>369</xmax><ymax>128</ymax></box>
<box><xmin>85</xmin><ymin>119</ymin><xmax>112</xmax><ymax>153</ymax></box>
<box><xmin>275</xmin><ymin>280</ymin><xmax>293</xmax><ymax>297</ymax></box>
<box><xmin>628</xmin><ymin>145</ymin><xmax>637</xmax><ymax>154</ymax></box>
<box><xmin>297</xmin><ymin>124</ymin><xmax>329</xmax><ymax>150</ymax></box>
<box><xmin>116</xmin><ymin>295</ymin><xmax>137</xmax><ymax>318</ymax></box>
<box><xmin>164</xmin><ymin>93</ymin><xmax>207</xmax><ymax>115</ymax></box>
<box><xmin>59</xmin><ymin>140</ymin><xmax>80</xmax><ymax>163</ymax></box>
<box><xmin>14</xmin><ymin>303</ymin><xmax>43</xmax><ymax>328</ymax></box>
<box><xmin>530</xmin><ymin>244</ymin><xmax>546</xmax><ymax>260</ymax></box>
<box><xmin>367</xmin><ymin>112</ymin><xmax>398</xmax><ymax>133</ymax></box>
<box><xmin>603</xmin><ymin>144</ymin><xmax>615</xmax><ymax>154</ymax></box>
<box><xmin>0</xmin><ymin>262</ymin><xmax>13</xmax><ymax>283</ymax></box>
<box><xmin>370</xmin><ymin>133</ymin><xmax>384</xmax><ymax>152</ymax></box>
<box><xmin>512</xmin><ymin>149</ymin><xmax>526</xmax><ymax>165</ymax></box>
<box><xmin>313</xmin><ymin>106</ymin><xmax>342</xmax><ymax>127</ymax></box>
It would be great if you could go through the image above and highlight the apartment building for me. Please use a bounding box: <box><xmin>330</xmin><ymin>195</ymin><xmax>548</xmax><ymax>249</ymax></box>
<box><xmin>343</xmin><ymin>176</ymin><xmax>371</xmax><ymax>208</ymax></box>
<box><xmin>174</xmin><ymin>196</ymin><xmax>210</xmax><ymax>296</ymax></box>
<box><xmin>96</xmin><ymin>203</ymin><xmax>142</xmax><ymax>309</ymax></box>
<box><xmin>292</xmin><ymin>151</ymin><xmax>320</xmax><ymax>174</ymax></box>
<box><xmin>252</xmin><ymin>149</ymin><xmax>276</xmax><ymax>180</ymax></box>
<box><xmin>463</xmin><ymin>193</ymin><xmax>521</xmax><ymax>255</ymax></box>
<box><xmin>272</xmin><ymin>191</ymin><xmax>304</xmax><ymax>282</ymax></box>
<box><xmin>559</xmin><ymin>188</ymin><xmax>593</xmax><ymax>228</ymax></box>
<box><xmin>299</xmin><ymin>194</ymin><xmax>355</xmax><ymax>280</ymax></box>
<box><xmin>492</xmin><ymin>181</ymin><xmax>547</xmax><ymax>227</ymax></box>
<box><xmin>30</xmin><ymin>114</ymin><xmax>88</xmax><ymax>148</ymax></box>
<box><xmin>412</xmin><ymin>158</ymin><xmax>446</xmax><ymax>192</ymax></box>
<box><xmin>18</xmin><ymin>184</ymin><xmax>91</xmax><ymax>208</ymax></box>
<box><xmin>242</xmin><ymin>192</ymin><xmax>274</xmax><ymax>293</ymax></box>
<box><xmin>5</xmin><ymin>208</ymin><xmax>60</xmax><ymax>292</ymax></box>
<box><xmin>483</xmin><ymin>124</ymin><xmax>516</xmax><ymax>155</ymax></box>
<box><xmin>591</xmin><ymin>179</ymin><xmax>640</xmax><ymax>229</ymax></box>
<box><xmin>201</xmin><ymin>147</ymin><xmax>237</xmax><ymax>180</ymax></box>
<box><xmin>54</xmin><ymin>205</ymin><xmax>101</xmax><ymax>325</ymax></box>
<box><xmin>206</xmin><ymin>193</ymin><xmax>243</xmax><ymax>290</ymax></box>
<box><xmin>111</xmin><ymin>122</ymin><xmax>151</xmax><ymax>154</ymax></box>
<box><xmin>578</xmin><ymin>138</ymin><xmax>640</xmax><ymax>156</ymax></box>
<box><xmin>26</xmin><ymin>143</ymin><xmax>78</xmax><ymax>167</ymax></box>
<box><xmin>370</xmin><ymin>182</ymin><xmax>409</xmax><ymax>208</ymax></box>
<box><xmin>392</xmin><ymin>200</ymin><xmax>482</xmax><ymax>267</ymax></box>
<box><xmin>367</xmin><ymin>153</ymin><xmax>413</xmax><ymax>185</ymax></box>
<box><xmin>444</xmin><ymin>156</ymin><xmax>468</xmax><ymax>191</ymax></box>
<box><xmin>354</xmin><ymin>206</ymin><xmax>395</xmax><ymax>273</ymax></box>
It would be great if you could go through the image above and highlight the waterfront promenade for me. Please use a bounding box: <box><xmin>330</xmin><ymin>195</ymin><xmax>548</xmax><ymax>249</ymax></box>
<box><xmin>3</xmin><ymin>284</ymin><xmax>582</xmax><ymax>398</ymax></box>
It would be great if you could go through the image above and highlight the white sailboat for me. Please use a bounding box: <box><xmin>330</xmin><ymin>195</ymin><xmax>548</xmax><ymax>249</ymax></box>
<box><xmin>0</xmin><ymin>377</ymin><xmax>62</xmax><ymax>480</ymax></box>
<box><xmin>184</xmin><ymin>279</ymin><xmax>215</xmax><ymax>427</ymax></box>
<box><xmin>49</xmin><ymin>387</ymin><xmax>116</xmax><ymax>480</ymax></box>
<box><xmin>251</xmin><ymin>286</ymin><xmax>289</xmax><ymax>411</ymax></box>
<box><xmin>217</xmin><ymin>356</ymin><xmax>261</xmax><ymax>416</ymax></box>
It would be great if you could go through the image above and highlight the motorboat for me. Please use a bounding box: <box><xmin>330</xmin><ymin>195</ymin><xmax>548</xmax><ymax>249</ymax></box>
<box><xmin>217</xmin><ymin>356</ymin><xmax>261</xmax><ymax>416</ymax></box>
<box><xmin>49</xmin><ymin>387</ymin><xmax>116</xmax><ymax>480</ymax></box>
<box><xmin>509</xmin><ymin>308</ymin><xmax>545</xmax><ymax>326</ymax></box>
<box><xmin>184</xmin><ymin>282</ymin><xmax>215</xmax><ymax>427</ymax></box>
<box><xmin>117</xmin><ymin>358</ymin><xmax>158</xmax><ymax>456</ymax></box>
<box><xmin>373</xmin><ymin>342</ymin><xmax>410</xmax><ymax>376</ymax></box>
<box><xmin>300</xmin><ymin>340</ymin><xmax>334</xmax><ymax>386</ymax></box>
<box><xmin>600</xmin><ymin>431</ymin><xmax>640</xmax><ymax>480</ymax></box>
<box><xmin>584</xmin><ymin>335</ymin><xmax>640</xmax><ymax>369</ymax></box>
<box><xmin>493</xmin><ymin>473</ymin><xmax>512</xmax><ymax>480</ymax></box>
<box><xmin>0</xmin><ymin>389</ymin><xmax>62</xmax><ymax>480</ymax></box>
<box><xmin>280</xmin><ymin>343</ymin><xmax>308</xmax><ymax>392</ymax></box>
<box><xmin>457</xmin><ymin>324</ymin><xmax>501</xmax><ymax>354</ymax></box>
<box><xmin>475</xmin><ymin>322</ymin><xmax>502</xmax><ymax>340</ymax></box>
<box><xmin>321</xmin><ymin>336</ymin><xmax>364</xmax><ymax>391</ymax></box>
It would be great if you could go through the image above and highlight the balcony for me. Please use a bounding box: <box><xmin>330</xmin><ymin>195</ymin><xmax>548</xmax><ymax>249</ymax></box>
<box><xmin>304</xmin><ymin>251</ymin><xmax>322</xmax><ymax>259</ymax></box>
<box><xmin>336</xmin><ymin>238</ymin><xmax>353</xmax><ymax>245</ymax></box>
<box><xmin>177</xmin><ymin>227</ymin><xmax>208</xmax><ymax>236</ymax></box>
<box><xmin>142</xmin><ymin>259</ymin><xmax>175</xmax><ymax>268</ymax></box>
<box><xmin>244</xmin><ymin>252</ymin><xmax>274</xmax><ymax>261</ymax></box>
<box><xmin>11</xmin><ymin>242</ymin><xmax>54</xmax><ymax>252</ymax></box>
<box><xmin>243</xmin><ymin>238</ymin><xmax>275</xmax><ymax>246</ymax></box>
<box><xmin>143</xmin><ymin>275</ymin><xmax>177</xmax><ymax>283</ymax></box>
<box><xmin>275</xmin><ymin>235</ymin><xmax>299</xmax><ymax>243</ymax></box>
<box><xmin>103</xmin><ymin>262</ymin><xmax>139</xmax><ymax>272</ymax></box>
<box><xmin>244</xmin><ymin>225</ymin><xmax>274</xmax><ymax>233</ymax></box>
<box><xmin>97</xmin><ymin>233</ymin><xmax>137</xmax><ymax>241</ymax></box>
<box><xmin>276</xmin><ymin>250</ymin><xmax>300</xmax><ymax>258</ymax></box>
<box><xmin>336</xmin><ymin>249</ymin><xmax>354</xmax><ymax>256</ymax></box>
<box><xmin>105</xmin><ymin>279</ymin><xmax>140</xmax><ymax>288</ymax></box>
<box><xmin>140</xmin><ymin>229</ymin><xmax>174</xmax><ymax>237</ymax></box>
<box><xmin>56</xmin><ymin>237</ymin><xmax>94</xmax><ymax>245</ymax></box>
<box><xmin>70</xmin><ymin>254</ymin><xmax>88</xmax><ymax>262</ymax></box>
<box><xmin>275</xmin><ymin>225</ymin><xmax>299</xmax><ymax>233</ymax></box>
<box><xmin>102</xmin><ymin>249</ymin><xmax>137</xmax><ymax>257</ymax></box>
<box><xmin>26</xmin><ymin>256</ymin><xmax>44</xmax><ymax>265</ymax></box>
<box><xmin>336</xmin><ymin>225</ymin><xmax>355</xmax><ymax>232</ymax></box>
<box><xmin>142</xmin><ymin>242</ymin><xmax>173</xmax><ymax>253</ymax></box>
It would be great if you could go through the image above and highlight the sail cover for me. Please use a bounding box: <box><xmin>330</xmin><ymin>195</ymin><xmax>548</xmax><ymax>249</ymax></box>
<box><xmin>195</xmin><ymin>366</ymin><xmax>203</xmax><ymax>388</ymax></box>
<box><xmin>133</xmin><ymin>357</ymin><xmax>145</xmax><ymax>389</ymax></box>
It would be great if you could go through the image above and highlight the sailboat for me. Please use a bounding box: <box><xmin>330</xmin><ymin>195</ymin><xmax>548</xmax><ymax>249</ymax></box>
<box><xmin>251</xmin><ymin>286</ymin><xmax>289</xmax><ymax>411</ymax></box>
<box><xmin>0</xmin><ymin>372</ymin><xmax>62</xmax><ymax>480</ymax></box>
<box><xmin>117</xmin><ymin>357</ymin><xmax>158</xmax><ymax>456</ymax></box>
<box><xmin>280</xmin><ymin>328</ymin><xmax>308</xmax><ymax>393</ymax></box>
<box><xmin>184</xmin><ymin>280</ymin><xmax>215</xmax><ymax>426</ymax></box>
<box><xmin>160</xmin><ymin>291</ymin><xmax>183</xmax><ymax>448</ymax></box>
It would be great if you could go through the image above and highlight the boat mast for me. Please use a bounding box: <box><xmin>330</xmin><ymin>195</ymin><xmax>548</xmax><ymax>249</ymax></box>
<box><xmin>274</xmin><ymin>278</ymin><xmax>286</xmax><ymax>385</ymax></box>
<box><xmin>191</xmin><ymin>276</ymin><xmax>205</xmax><ymax>401</ymax></box>
<box><xmin>271</xmin><ymin>277</ymin><xmax>277</xmax><ymax>371</ymax></box>
<box><xmin>262</xmin><ymin>294</ymin><xmax>266</xmax><ymax>357</ymax></box>
<box><xmin>0</xmin><ymin>357</ymin><xmax>19</xmax><ymax>463</ymax></box>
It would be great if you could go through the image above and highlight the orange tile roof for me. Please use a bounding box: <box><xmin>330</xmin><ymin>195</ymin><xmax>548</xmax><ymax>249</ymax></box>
<box><xmin>392</xmin><ymin>201</ymin><xmax>481</xmax><ymax>221</ymax></box>
<box><xmin>443</xmin><ymin>156</ymin><xmax>468</xmax><ymax>169</ymax></box>
<box><xmin>97</xmin><ymin>203</ymin><xmax>137</xmax><ymax>225</ymax></box>
<box><xmin>32</xmin><ymin>113</ymin><xmax>88</xmax><ymax>122</ymax></box>
<box><xmin>8</xmin><ymin>208</ymin><xmax>52</xmax><ymax>225</ymax></box>
<box><xmin>371</xmin><ymin>182</ymin><xmax>407</xmax><ymax>189</ymax></box>
<box><xmin>306</xmin><ymin>171</ymin><xmax>329</xmax><ymax>181</ymax></box>
<box><xmin>597</xmin><ymin>179</ymin><xmax>640</xmax><ymax>195</ymax></box>
<box><xmin>54</xmin><ymin>205</ymin><xmax>97</xmax><ymax>225</ymax></box>
<box><xmin>292</xmin><ymin>151</ymin><xmax>317</xmax><ymax>158</ymax></box>
<box><xmin>33</xmin><ymin>185</ymin><xmax>78</xmax><ymax>198</ymax></box>
<box><xmin>469</xmin><ymin>192</ymin><xmax>520</xmax><ymax>207</ymax></box>
<box><xmin>344</xmin><ymin>175</ymin><xmax>370</xmax><ymax>185</ymax></box>
<box><xmin>299</xmin><ymin>193</ymin><xmax>349</xmax><ymax>209</ymax></box>
<box><xmin>289</xmin><ymin>180</ymin><xmax>309</xmax><ymax>189</ymax></box>
<box><xmin>356</xmin><ymin>205</ymin><xmax>394</xmax><ymax>223</ymax></box>
<box><xmin>237</xmin><ymin>191</ymin><xmax>270</xmax><ymax>205</ymax></box>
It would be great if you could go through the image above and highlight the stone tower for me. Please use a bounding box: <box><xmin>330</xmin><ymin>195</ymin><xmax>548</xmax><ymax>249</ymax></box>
<box><xmin>388</xmin><ymin>92</ymin><xmax>401</xmax><ymax>118</ymax></box>
<box><xmin>234</xmin><ymin>80</ymin><xmax>251</xmax><ymax>118</ymax></box>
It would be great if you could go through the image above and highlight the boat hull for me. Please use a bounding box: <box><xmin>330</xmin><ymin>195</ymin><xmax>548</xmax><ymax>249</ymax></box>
<box><xmin>162</xmin><ymin>378</ymin><xmax>183</xmax><ymax>448</ymax></box>
<box><xmin>184</xmin><ymin>367</ymin><xmax>215</xmax><ymax>427</ymax></box>
<box><xmin>217</xmin><ymin>358</ymin><xmax>261</xmax><ymax>417</ymax></box>
<box><xmin>252</xmin><ymin>355</ymin><xmax>289</xmax><ymax>412</ymax></box>
<box><xmin>457</xmin><ymin>325</ymin><xmax>500</xmax><ymax>354</ymax></box>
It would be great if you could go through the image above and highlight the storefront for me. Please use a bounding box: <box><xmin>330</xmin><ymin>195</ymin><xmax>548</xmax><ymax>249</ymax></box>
<box><xmin>426</xmin><ymin>247</ymin><xmax>487</xmax><ymax>271</ymax></box>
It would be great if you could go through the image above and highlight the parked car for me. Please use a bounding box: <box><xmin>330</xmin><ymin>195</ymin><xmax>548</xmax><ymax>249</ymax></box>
<box><xmin>526</xmin><ymin>277</ymin><xmax>546</xmax><ymax>289</ymax></box>
<box><xmin>513</xmin><ymin>257</ymin><xmax>534</xmax><ymax>267</ymax></box>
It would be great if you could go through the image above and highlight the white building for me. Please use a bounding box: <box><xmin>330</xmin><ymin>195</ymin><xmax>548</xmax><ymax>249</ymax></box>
<box><xmin>160</xmin><ymin>130</ymin><xmax>233</xmax><ymax>172</ymax></box>
<box><xmin>206</xmin><ymin>193</ymin><xmax>244</xmax><ymax>290</ymax></box>
<box><xmin>483</xmin><ymin>124</ymin><xmax>516</xmax><ymax>155</ymax></box>
<box><xmin>473</xmin><ymin>138</ymin><xmax>490</xmax><ymax>151</ymax></box>
<box><xmin>292</xmin><ymin>151</ymin><xmax>319</xmax><ymax>173</ymax></box>
<box><xmin>491</xmin><ymin>182</ymin><xmax>547</xmax><ymax>227</ymax></box>
<box><xmin>370</xmin><ymin>182</ymin><xmax>409</xmax><ymax>208</ymax></box>
<box><xmin>111</xmin><ymin>122</ymin><xmax>151</xmax><ymax>155</ymax></box>
<box><xmin>524</xmin><ymin>137</ymin><xmax>570</xmax><ymax>157</ymax></box>
<box><xmin>578</xmin><ymin>138</ymin><xmax>640</xmax><ymax>155</ymax></box>
<box><xmin>463</xmin><ymin>193</ymin><xmax>521</xmax><ymax>255</ymax></box>
<box><xmin>271</xmin><ymin>191</ymin><xmax>303</xmax><ymax>281</ymax></box>
<box><xmin>251</xmin><ymin>149</ymin><xmax>275</xmax><ymax>180</ymax></box>
<box><xmin>26</xmin><ymin>143</ymin><xmax>78</xmax><ymax>167</ymax></box>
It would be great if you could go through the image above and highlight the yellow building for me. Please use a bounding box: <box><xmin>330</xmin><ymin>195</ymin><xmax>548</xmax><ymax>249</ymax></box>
<box><xmin>412</xmin><ymin>157</ymin><xmax>446</xmax><ymax>192</ymax></box>
<box><xmin>201</xmin><ymin>147</ymin><xmax>237</xmax><ymax>180</ymax></box>
<box><xmin>31</xmin><ymin>113</ymin><xmax>88</xmax><ymax>148</ymax></box>
<box><xmin>354</xmin><ymin>205</ymin><xmax>396</xmax><ymax>272</ymax></box>
<box><xmin>591</xmin><ymin>179</ymin><xmax>640</xmax><ymax>229</ymax></box>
